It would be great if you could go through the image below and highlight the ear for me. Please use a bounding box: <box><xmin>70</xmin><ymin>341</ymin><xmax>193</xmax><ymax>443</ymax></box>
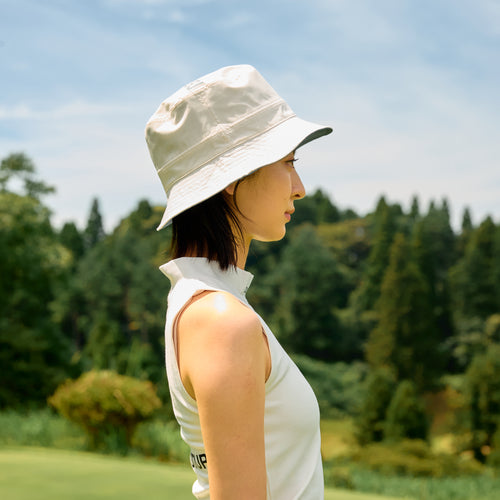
<box><xmin>224</xmin><ymin>181</ymin><xmax>237</xmax><ymax>196</ymax></box>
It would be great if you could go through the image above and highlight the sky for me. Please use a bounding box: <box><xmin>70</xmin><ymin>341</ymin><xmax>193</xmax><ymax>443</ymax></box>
<box><xmin>1</xmin><ymin>0</ymin><xmax>499</xmax><ymax>232</ymax></box>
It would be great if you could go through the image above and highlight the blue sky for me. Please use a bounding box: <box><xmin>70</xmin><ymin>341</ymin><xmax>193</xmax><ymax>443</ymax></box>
<box><xmin>1</xmin><ymin>0</ymin><xmax>499</xmax><ymax>231</ymax></box>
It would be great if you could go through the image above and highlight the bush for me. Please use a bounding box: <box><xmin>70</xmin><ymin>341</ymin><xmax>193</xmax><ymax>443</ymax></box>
<box><xmin>132</xmin><ymin>420</ymin><xmax>189</xmax><ymax>463</ymax></box>
<box><xmin>349</xmin><ymin>439</ymin><xmax>483</xmax><ymax>478</ymax></box>
<box><xmin>0</xmin><ymin>409</ymin><xmax>84</xmax><ymax>449</ymax></box>
<box><xmin>48</xmin><ymin>370</ymin><xmax>161</xmax><ymax>453</ymax></box>
<box><xmin>325</xmin><ymin>466</ymin><xmax>355</xmax><ymax>490</ymax></box>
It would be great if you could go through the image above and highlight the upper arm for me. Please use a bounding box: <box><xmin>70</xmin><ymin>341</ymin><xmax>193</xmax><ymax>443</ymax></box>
<box><xmin>177</xmin><ymin>292</ymin><xmax>269</xmax><ymax>499</ymax></box>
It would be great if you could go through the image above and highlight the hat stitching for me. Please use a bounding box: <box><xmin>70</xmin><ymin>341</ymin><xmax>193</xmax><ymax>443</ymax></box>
<box><xmin>159</xmin><ymin>110</ymin><xmax>296</xmax><ymax>193</ymax></box>
<box><xmin>156</xmin><ymin>96</ymin><xmax>287</xmax><ymax>174</ymax></box>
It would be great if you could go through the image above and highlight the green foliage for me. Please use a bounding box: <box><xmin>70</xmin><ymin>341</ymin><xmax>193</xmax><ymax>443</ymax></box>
<box><xmin>0</xmin><ymin>191</ymin><xmax>73</xmax><ymax>408</ymax></box>
<box><xmin>463</xmin><ymin>343</ymin><xmax>500</xmax><ymax>461</ymax></box>
<box><xmin>355</xmin><ymin>368</ymin><xmax>397</xmax><ymax>445</ymax></box>
<box><xmin>292</xmin><ymin>355</ymin><xmax>368</xmax><ymax>418</ymax></box>
<box><xmin>351</xmin><ymin>197</ymin><xmax>400</xmax><ymax>312</ymax></box>
<box><xmin>83</xmin><ymin>197</ymin><xmax>106</xmax><ymax>250</ymax></box>
<box><xmin>348</xmin><ymin>439</ymin><xmax>483</xmax><ymax>478</ymax></box>
<box><xmin>290</xmin><ymin>188</ymin><xmax>341</xmax><ymax>225</ymax></box>
<box><xmin>271</xmin><ymin>224</ymin><xmax>345</xmax><ymax>360</ymax></box>
<box><xmin>0</xmin><ymin>152</ymin><xmax>55</xmax><ymax>199</ymax></box>
<box><xmin>59</xmin><ymin>221</ymin><xmax>85</xmax><ymax>264</ymax></box>
<box><xmin>384</xmin><ymin>380</ymin><xmax>429</xmax><ymax>442</ymax></box>
<box><xmin>450</xmin><ymin>216</ymin><xmax>499</xmax><ymax>319</ymax></box>
<box><xmin>0</xmin><ymin>409</ymin><xmax>84</xmax><ymax>449</ymax></box>
<box><xmin>346</xmin><ymin>467</ymin><xmax>499</xmax><ymax>500</ymax></box>
<box><xmin>52</xmin><ymin>199</ymin><xmax>169</xmax><ymax>395</ymax></box>
<box><xmin>48</xmin><ymin>370</ymin><xmax>162</xmax><ymax>453</ymax></box>
<box><xmin>366</xmin><ymin>233</ymin><xmax>441</xmax><ymax>390</ymax></box>
<box><xmin>132</xmin><ymin>420</ymin><xmax>190</xmax><ymax>462</ymax></box>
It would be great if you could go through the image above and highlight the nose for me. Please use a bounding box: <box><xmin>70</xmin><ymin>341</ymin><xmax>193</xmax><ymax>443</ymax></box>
<box><xmin>292</xmin><ymin>169</ymin><xmax>306</xmax><ymax>200</ymax></box>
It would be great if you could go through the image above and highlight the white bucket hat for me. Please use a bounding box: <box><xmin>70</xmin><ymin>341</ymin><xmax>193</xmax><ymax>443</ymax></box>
<box><xmin>145</xmin><ymin>64</ymin><xmax>332</xmax><ymax>230</ymax></box>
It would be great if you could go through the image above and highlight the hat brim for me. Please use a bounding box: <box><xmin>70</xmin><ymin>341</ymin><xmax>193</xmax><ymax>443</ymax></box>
<box><xmin>157</xmin><ymin>116</ymin><xmax>332</xmax><ymax>230</ymax></box>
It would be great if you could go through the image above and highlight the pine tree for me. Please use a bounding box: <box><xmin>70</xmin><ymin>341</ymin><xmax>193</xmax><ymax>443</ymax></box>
<box><xmin>411</xmin><ymin>201</ymin><xmax>456</xmax><ymax>351</ymax></box>
<box><xmin>450</xmin><ymin>216</ymin><xmax>497</xmax><ymax>319</ymax></box>
<box><xmin>84</xmin><ymin>198</ymin><xmax>105</xmax><ymax>250</ymax></box>
<box><xmin>365</xmin><ymin>233</ymin><xmax>441</xmax><ymax>390</ymax></box>
<box><xmin>271</xmin><ymin>224</ymin><xmax>344</xmax><ymax>361</ymax></box>
<box><xmin>409</xmin><ymin>195</ymin><xmax>420</xmax><ymax>221</ymax></box>
<box><xmin>351</xmin><ymin>197</ymin><xmax>398</xmax><ymax>311</ymax></box>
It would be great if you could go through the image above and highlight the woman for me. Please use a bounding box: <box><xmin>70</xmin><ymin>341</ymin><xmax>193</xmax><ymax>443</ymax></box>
<box><xmin>145</xmin><ymin>65</ymin><xmax>332</xmax><ymax>499</ymax></box>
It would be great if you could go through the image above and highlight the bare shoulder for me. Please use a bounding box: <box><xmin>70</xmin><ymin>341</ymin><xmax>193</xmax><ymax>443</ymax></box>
<box><xmin>179</xmin><ymin>290</ymin><xmax>262</xmax><ymax>343</ymax></box>
<box><xmin>177</xmin><ymin>291</ymin><xmax>268</xmax><ymax>399</ymax></box>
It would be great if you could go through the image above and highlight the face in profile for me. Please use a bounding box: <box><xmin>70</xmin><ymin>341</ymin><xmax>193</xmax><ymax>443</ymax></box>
<box><xmin>226</xmin><ymin>151</ymin><xmax>306</xmax><ymax>245</ymax></box>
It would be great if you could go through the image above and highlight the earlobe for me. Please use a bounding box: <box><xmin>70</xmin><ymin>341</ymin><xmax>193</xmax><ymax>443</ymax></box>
<box><xmin>224</xmin><ymin>181</ymin><xmax>237</xmax><ymax>196</ymax></box>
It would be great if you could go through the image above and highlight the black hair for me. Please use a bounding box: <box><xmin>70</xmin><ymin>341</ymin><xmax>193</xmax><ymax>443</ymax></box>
<box><xmin>170</xmin><ymin>187</ymin><xmax>245</xmax><ymax>271</ymax></box>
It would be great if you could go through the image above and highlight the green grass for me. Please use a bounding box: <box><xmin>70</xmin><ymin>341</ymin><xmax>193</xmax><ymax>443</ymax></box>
<box><xmin>0</xmin><ymin>447</ymin><xmax>404</xmax><ymax>500</ymax></box>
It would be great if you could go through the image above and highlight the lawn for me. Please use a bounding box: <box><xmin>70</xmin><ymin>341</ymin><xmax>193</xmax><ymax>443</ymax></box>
<box><xmin>0</xmin><ymin>447</ymin><xmax>406</xmax><ymax>500</ymax></box>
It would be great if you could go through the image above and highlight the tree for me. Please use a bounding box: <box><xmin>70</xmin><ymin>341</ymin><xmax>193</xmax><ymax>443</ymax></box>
<box><xmin>365</xmin><ymin>233</ymin><xmax>442</xmax><ymax>390</ymax></box>
<box><xmin>464</xmin><ymin>344</ymin><xmax>500</xmax><ymax>462</ymax></box>
<box><xmin>0</xmin><ymin>192</ymin><xmax>72</xmax><ymax>407</ymax></box>
<box><xmin>355</xmin><ymin>368</ymin><xmax>397</xmax><ymax>444</ymax></box>
<box><xmin>450</xmin><ymin>216</ymin><xmax>497</xmax><ymax>319</ymax></box>
<box><xmin>271</xmin><ymin>224</ymin><xmax>344</xmax><ymax>361</ymax></box>
<box><xmin>84</xmin><ymin>198</ymin><xmax>106</xmax><ymax>250</ymax></box>
<box><xmin>457</xmin><ymin>207</ymin><xmax>474</xmax><ymax>257</ymax></box>
<box><xmin>384</xmin><ymin>380</ymin><xmax>429</xmax><ymax>442</ymax></box>
<box><xmin>290</xmin><ymin>189</ymin><xmax>340</xmax><ymax>226</ymax></box>
<box><xmin>350</xmin><ymin>197</ymin><xmax>399</xmax><ymax>311</ymax></box>
<box><xmin>409</xmin><ymin>195</ymin><xmax>420</xmax><ymax>221</ymax></box>
<box><xmin>0</xmin><ymin>152</ymin><xmax>55</xmax><ymax>199</ymax></box>
<box><xmin>59</xmin><ymin>222</ymin><xmax>85</xmax><ymax>263</ymax></box>
<box><xmin>411</xmin><ymin>201</ymin><xmax>456</xmax><ymax>361</ymax></box>
<box><xmin>54</xmin><ymin>200</ymin><xmax>170</xmax><ymax>397</ymax></box>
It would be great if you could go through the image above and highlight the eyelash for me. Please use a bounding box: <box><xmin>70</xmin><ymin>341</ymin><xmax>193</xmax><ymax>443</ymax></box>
<box><xmin>288</xmin><ymin>157</ymin><xmax>299</xmax><ymax>167</ymax></box>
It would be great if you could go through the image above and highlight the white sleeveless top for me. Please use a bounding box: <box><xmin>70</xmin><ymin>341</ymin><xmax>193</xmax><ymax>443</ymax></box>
<box><xmin>160</xmin><ymin>257</ymin><xmax>324</xmax><ymax>499</ymax></box>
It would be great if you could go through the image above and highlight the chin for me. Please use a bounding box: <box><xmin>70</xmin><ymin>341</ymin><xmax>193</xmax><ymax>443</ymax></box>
<box><xmin>256</xmin><ymin>228</ymin><xmax>287</xmax><ymax>243</ymax></box>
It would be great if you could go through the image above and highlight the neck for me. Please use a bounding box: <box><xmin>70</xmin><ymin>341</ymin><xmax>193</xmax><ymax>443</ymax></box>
<box><xmin>235</xmin><ymin>234</ymin><xmax>252</xmax><ymax>270</ymax></box>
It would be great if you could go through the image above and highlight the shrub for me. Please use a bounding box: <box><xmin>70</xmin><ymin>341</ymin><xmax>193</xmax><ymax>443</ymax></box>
<box><xmin>349</xmin><ymin>440</ymin><xmax>483</xmax><ymax>478</ymax></box>
<box><xmin>0</xmin><ymin>409</ymin><xmax>84</xmax><ymax>449</ymax></box>
<box><xmin>132</xmin><ymin>420</ymin><xmax>190</xmax><ymax>463</ymax></box>
<box><xmin>48</xmin><ymin>370</ymin><xmax>161</xmax><ymax>453</ymax></box>
<box><xmin>384</xmin><ymin>380</ymin><xmax>429</xmax><ymax>442</ymax></box>
<box><xmin>325</xmin><ymin>466</ymin><xmax>355</xmax><ymax>490</ymax></box>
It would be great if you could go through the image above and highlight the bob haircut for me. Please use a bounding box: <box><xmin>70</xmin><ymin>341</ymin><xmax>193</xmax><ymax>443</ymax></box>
<box><xmin>170</xmin><ymin>185</ymin><xmax>245</xmax><ymax>271</ymax></box>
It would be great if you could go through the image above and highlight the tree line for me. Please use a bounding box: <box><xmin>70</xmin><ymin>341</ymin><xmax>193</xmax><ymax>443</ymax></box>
<box><xmin>1</xmin><ymin>152</ymin><xmax>500</xmax><ymax>462</ymax></box>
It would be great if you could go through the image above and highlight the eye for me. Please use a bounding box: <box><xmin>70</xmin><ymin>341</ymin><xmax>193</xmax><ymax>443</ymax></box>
<box><xmin>287</xmin><ymin>157</ymin><xmax>299</xmax><ymax>168</ymax></box>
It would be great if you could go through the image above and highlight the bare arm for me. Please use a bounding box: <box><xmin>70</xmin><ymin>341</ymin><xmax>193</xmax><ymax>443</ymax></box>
<box><xmin>177</xmin><ymin>291</ymin><xmax>270</xmax><ymax>500</ymax></box>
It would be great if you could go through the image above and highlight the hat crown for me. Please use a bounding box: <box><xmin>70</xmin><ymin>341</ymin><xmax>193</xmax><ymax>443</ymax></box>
<box><xmin>145</xmin><ymin>65</ymin><xmax>294</xmax><ymax>194</ymax></box>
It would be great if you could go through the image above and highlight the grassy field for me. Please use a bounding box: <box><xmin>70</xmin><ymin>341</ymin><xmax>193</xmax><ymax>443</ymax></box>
<box><xmin>0</xmin><ymin>447</ymin><xmax>406</xmax><ymax>500</ymax></box>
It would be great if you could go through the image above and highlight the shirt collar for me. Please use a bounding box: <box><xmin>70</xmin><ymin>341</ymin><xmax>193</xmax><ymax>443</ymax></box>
<box><xmin>159</xmin><ymin>257</ymin><xmax>254</xmax><ymax>298</ymax></box>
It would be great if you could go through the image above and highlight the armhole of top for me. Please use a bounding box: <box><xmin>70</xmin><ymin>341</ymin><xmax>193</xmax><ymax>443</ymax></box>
<box><xmin>172</xmin><ymin>289</ymin><xmax>273</xmax><ymax>390</ymax></box>
<box><xmin>172</xmin><ymin>289</ymin><xmax>214</xmax><ymax>372</ymax></box>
